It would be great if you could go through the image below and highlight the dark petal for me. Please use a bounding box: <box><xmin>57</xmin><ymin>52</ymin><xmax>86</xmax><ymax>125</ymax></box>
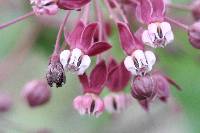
<box><xmin>78</xmin><ymin>73</ymin><xmax>89</xmax><ymax>89</ymax></box>
<box><xmin>86</xmin><ymin>60</ymin><xmax>107</xmax><ymax>95</ymax></box>
<box><xmin>78</xmin><ymin>23</ymin><xmax>98</xmax><ymax>52</ymax></box>
<box><xmin>86</xmin><ymin>42</ymin><xmax>112</xmax><ymax>56</ymax></box>
<box><xmin>117</xmin><ymin>22</ymin><xmax>144</xmax><ymax>55</ymax></box>
<box><xmin>66</xmin><ymin>20</ymin><xmax>85</xmax><ymax>49</ymax></box>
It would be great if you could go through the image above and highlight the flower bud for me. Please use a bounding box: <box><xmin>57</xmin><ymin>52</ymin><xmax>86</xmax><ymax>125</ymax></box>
<box><xmin>192</xmin><ymin>0</ymin><xmax>200</xmax><ymax>21</ymax></box>
<box><xmin>0</xmin><ymin>93</ymin><xmax>12</xmax><ymax>112</ymax></box>
<box><xmin>22</xmin><ymin>80</ymin><xmax>51</xmax><ymax>107</ymax></box>
<box><xmin>188</xmin><ymin>21</ymin><xmax>200</xmax><ymax>49</ymax></box>
<box><xmin>131</xmin><ymin>75</ymin><xmax>156</xmax><ymax>110</ymax></box>
<box><xmin>152</xmin><ymin>73</ymin><xmax>170</xmax><ymax>102</ymax></box>
<box><xmin>46</xmin><ymin>54</ymin><xmax>66</xmax><ymax>87</ymax></box>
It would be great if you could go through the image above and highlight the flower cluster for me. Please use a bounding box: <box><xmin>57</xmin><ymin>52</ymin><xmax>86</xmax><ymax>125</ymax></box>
<box><xmin>1</xmin><ymin>0</ymin><xmax>199</xmax><ymax>117</ymax></box>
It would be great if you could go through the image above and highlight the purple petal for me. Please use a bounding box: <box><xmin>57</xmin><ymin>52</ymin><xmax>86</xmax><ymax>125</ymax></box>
<box><xmin>78</xmin><ymin>23</ymin><xmax>98</xmax><ymax>52</ymax></box>
<box><xmin>57</xmin><ymin>0</ymin><xmax>91</xmax><ymax>10</ymax></box>
<box><xmin>107</xmin><ymin>57</ymin><xmax>118</xmax><ymax>73</ymax></box>
<box><xmin>150</xmin><ymin>0</ymin><xmax>165</xmax><ymax>20</ymax></box>
<box><xmin>139</xmin><ymin>99</ymin><xmax>149</xmax><ymax>111</ymax></box>
<box><xmin>86</xmin><ymin>42</ymin><xmax>112</xmax><ymax>56</ymax></box>
<box><xmin>66</xmin><ymin>20</ymin><xmax>85</xmax><ymax>49</ymax></box>
<box><xmin>88</xmin><ymin>60</ymin><xmax>107</xmax><ymax>95</ymax></box>
<box><xmin>117</xmin><ymin>22</ymin><xmax>144</xmax><ymax>55</ymax></box>
<box><xmin>79</xmin><ymin>73</ymin><xmax>89</xmax><ymax>90</ymax></box>
<box><xmin>137</xmin><ymin>0</ymin><xmax>153</xmax><ymax>24</ymax></box>
<box><xmin>118</xmin><ymin>61</ymin><xmax>131</xmax><ymax>89</ymax></box>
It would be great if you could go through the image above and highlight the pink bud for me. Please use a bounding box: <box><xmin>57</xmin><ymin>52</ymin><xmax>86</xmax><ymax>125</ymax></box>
<box><xmin>192</xmin><ymin>0</ymin><xmax>200</xmax><ymax>21</ymax></box>
<box><xmin>0</xmin><ymin>93</ymin><xmax>12</xmax><ymax>112</ymax></box>
<box><xmin>152</xmin><ymin>73</ymin><xmax>170</xmax><ymax>102</ymax></box>
<box><xmin>131</xmin><ymin>75</ymin><xmax>156</xmax><ymax>110</ymax></box>
<box><xmin>188</xmin><ymin>21</ymin><xmax>200</xmax><ymax>49</ymax></box>
<box><xmin>73</xmin><ymin>93</ymin><xmax>104</xmax><ymax>117</ymax></box>
<box><xmin>22</xmin><ymin>80</ymin><xmax>51</xmax><ymax>107</ymax></box>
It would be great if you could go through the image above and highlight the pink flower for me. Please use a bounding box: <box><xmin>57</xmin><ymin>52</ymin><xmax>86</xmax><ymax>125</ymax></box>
<box><xmin>57</xmin><ymin>0</ymin><xmax>91</xmax><ymax>10</ymax></box>
<box><xmin>60</xmin><ymin>20</ymin><xmax>111</xmax><ymax>75</ymax></box>
<box><xmin>0</xmin><ymin>93</ymin><xmax>12</xmax><ymax>112</ymax></box>
<box><xmin>117</xmin><ymin>22</ymin><xmax>156</xmax><ymax>76</ymax></box>
<box><xmin>30</xmin><ymin>0</ymin><xmax>58</xmax><ymax>15</ymax></box>
<box><xmin>188</xmin><ymin>21</ymin><xmax>200</xmax><ymax>49</ymax></box>
<box><xmin>104</xmin><ymin>58</ymin><xmax>131</xmax><ymax>113</ymax></box>
<box><xmin>73</xmin><ymin>60</ymin><xmax>107</xmax><ymax>117</ymax></box>
<box><xmin>136</xmin><ymin>0</ymin><xmax>174</xmax><ymax>48</ymax></box>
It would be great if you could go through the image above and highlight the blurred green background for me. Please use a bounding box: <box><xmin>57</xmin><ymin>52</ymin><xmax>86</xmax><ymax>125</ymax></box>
<box><xmin>0</xmin><ymin>0</ymin><xmax>200</xmax><ymax>133</ymax></box>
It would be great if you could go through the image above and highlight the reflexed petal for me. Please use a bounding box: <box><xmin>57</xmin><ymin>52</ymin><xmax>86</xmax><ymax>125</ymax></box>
<box><xmin>124</xmin><ymin>56</ymin><xmax>137</xmax><ymax>75</ymax></box>
<box><xmin>79</xmin><ymin>23</ymin><xmax>98</xmax><ymax>52</ymax></box>
<box><xmin>77</xmin><ymin>55</ymin><xmax>91</xmax><ymax>75</ymax></box>
<box><xmin>60</xmin><ymin>50</ymin><xmax>70</xmax><ymax>68</ymax></box>
<box><xmin>86</xmin><ymin>42</ymin><xmax>112</xmax><ymax>56</ymax></box>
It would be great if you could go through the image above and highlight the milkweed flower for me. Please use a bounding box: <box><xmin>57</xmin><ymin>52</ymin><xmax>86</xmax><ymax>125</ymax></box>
<box><xmin>136</xmin><ymin>0</ymin><xmax>174</xmax><ymax>48</ymax></box>
<box><xmin>60</xmin><ymin>20</ymin><xmax>111</xmax><ymax>75</ymax></box>
<box><xmin>73</xmin><ymin>60</ymin><xmax>107</xmax><ymax>117</ymax></box>
<box><xmin>117</xmin><ymin>22</ymin><xmax>156</xmax><ymax>76</ymax></box>
<box><xmin>188</xmin><ymin>21</ymin><xmax>200</xmax><ymax>49</ymax></box>
<box><xmin>0</xmin><ymin>93</ymin><xmax>12</xmax><ymax>112</ymax></box>
<box><xmin>104</xmin><ymin>58</ymin><xmax>131</xmax><ymax>113</ymax></box>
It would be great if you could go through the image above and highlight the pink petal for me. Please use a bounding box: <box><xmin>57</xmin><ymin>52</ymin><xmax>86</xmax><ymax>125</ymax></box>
<box><xmin>78</xmin><ymin>23</ymin><xmax>98</xmax><ymax>52</ymax></box>
<box><xmin>79</xmin><ymin>73</ymin><xmax>89</xmax><ymax>90</ymax></box>
<box><xmin>118</xmin><ymin>61</ymin><xmax>131</xmax><ymax>89</ymax></box>
<box><xmin>86</xmin><ymin>42</ymin><xmax>112</xmax><ymax>56</ymax></box>
<box><xmin>150</xmin><ymin>0</ymin><xmax>165</xmax><ymax>20</ymax></box>
<box><xmin>137</xmin><ymin>0</ymin><xmax>153</xmax><ymax>24</ymax></box>
<box><xmin>139</xmin><ymin>99</ymin><xmax>149</xmax><ymax>111</ymax></box>
<box><xmin>107</xmin><ymin>57</ymin><xmax>118</xmax><ymax>73</ymax></box>
<box><xmin>88</xmin><ymin>60</ymin><xmax>107</xmax><ymax>95</ymax></box>
<box><xmin>66</xmin><ymin>20</ymin><xmax>85</xmax><ymax>49</ymax></box>
<box><xmin>117</xmin><ymin>22</ymin><xmax>144</xmax><ymax>55</ymax></box>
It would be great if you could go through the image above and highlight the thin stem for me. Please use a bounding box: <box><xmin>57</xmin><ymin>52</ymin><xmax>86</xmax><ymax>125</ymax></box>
<box><xmin>94</xmin><ymin>0</ymin><xmax>103</xmax><ymax>41</ymax></box>
<box><xmin>54</xmin><ymin>11</ymin><xmax>71</xmax><ymax>54</ymax></box>
<box><xmin>167</xmin><ymin>3</ymin><xmax>192</xmax><ymax>11</ymax></box>
<box><xmin>82</xmin><ymin>3</ymin><xmax>90</xmax><ymax>24</ymax></box>
<box><xmin>104</xmin><ymin>0</ymin><xmax>119</xmax><ymax>22</ymax></box>
<box><xmin>111</xmin><ymin>0</ymin><xmax>128</xmax><ymax>23</ymax></box>
<box><xmin>94</xmin><ymin>0</ymin><xmax>103</xmax><ymax>62</ymax></box>
<box><xmin>0</xmin><ymin>11</ymin><xmax>34</xmax><ymax>30</ymax></box>
<box><xmin>165</xmin><ymin>16</ymin><xmax>189</xmax><ymax>31</ymax></box>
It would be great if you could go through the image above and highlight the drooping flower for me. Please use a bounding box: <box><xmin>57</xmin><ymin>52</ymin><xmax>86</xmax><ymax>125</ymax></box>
<box><xmin>188</xmin><ymin>21</ymin><xmax>200</xmax><ymax>49</ymax></box>
<box><xmin>57</xmin><ymin>0</ymin><xmax>91</xmax><ymax>10</ymax></box>
<box><xmin>73</xmin><ymin>60</ymin><xmax>107</xmax><ymax>117</ymax></box>
<box><xmin>131</xmin><ymin>75</ymin><xmax>156</xmax><ymax>111</ymax></box>
<box><xmin>117</xmin><ymin>22</ymin><xmax>156</xmax><ymax>76</ymax></box>
<box><xmin>104</xmin><ymin>58</ymin><xmax>131</xmax><ymax>113</ymax></box>
<box><xmin>46</xmin><ymin>54</ymin><xmax>66</xmax><ymax>87</ymax></box>
<box><xmin>136</xmin><ymin>0</ymin><xmax>174</xmax><ymax>48</ymax></box>
<box><xmin>30</xmin><ymin>0</ymin><xmax>59</xmax><ymax>15</ymax></box>
<box><xmin>22</xmin><ymin>80</ymin><xmax>51</xmax><ymax>107</ymax></box>
<box><xmin>60</xmin><ymin>20</ymin><xmax>111</xmax><ymax>75</ymax></box>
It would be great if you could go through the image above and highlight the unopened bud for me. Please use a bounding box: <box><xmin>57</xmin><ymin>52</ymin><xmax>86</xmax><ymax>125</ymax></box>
<box><xmin>22</xmin><ymin>80</ymin><xmax>51</xmax><ymax>107</ymax></box>
<box><xmin>188</xmin><ymin>21</ymin><xmax>200</xmax><ymax>49</ymax></box>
